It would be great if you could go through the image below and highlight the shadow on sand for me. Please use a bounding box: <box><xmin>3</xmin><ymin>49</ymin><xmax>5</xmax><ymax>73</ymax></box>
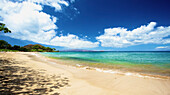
<box><xmin>0</xmin><ymin>58</ymin><xmax>69</xmax><ymax>95</ymax></box>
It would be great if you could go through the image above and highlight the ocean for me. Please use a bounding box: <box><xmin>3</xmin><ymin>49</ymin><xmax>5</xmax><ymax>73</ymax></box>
<box><xmin>41</xmin><ymin>51</ymin><xmax>170</xmax><ymax>76</ymax></box>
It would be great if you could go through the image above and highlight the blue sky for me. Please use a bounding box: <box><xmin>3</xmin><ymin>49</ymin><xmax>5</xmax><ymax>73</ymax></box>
<box><xmin>0</xmin><ymin>0</ymin><xmax>170</xmax><ymax>51</ymax></box>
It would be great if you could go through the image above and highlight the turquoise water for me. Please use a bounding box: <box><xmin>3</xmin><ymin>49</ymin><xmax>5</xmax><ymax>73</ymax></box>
<box><xmin>41</xmin><ymin>51</ymin><xmax>170</xmax><ymax>75</ymax></box>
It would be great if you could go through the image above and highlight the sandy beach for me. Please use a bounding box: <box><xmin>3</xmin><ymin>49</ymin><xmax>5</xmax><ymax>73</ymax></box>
<box><xmin>0</xmin><ymin>52</ymin><xmax>170</xmax><ymax>95</ymax></box>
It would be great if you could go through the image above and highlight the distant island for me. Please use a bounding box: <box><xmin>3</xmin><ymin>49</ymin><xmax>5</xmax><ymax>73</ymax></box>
<box><xmin>61</xmin><ymin>49</ymin><xmax>94</xmax><ymax>52</ymax></box>
<box><xmin>61</xmin><ymin>49</ymin><xmax>105</xmax><ymax>52</ymax></box>
<box><xmin>0</xmin><ymin>40</ymin><xmax>58</xmax><ymax>52</ymax></box>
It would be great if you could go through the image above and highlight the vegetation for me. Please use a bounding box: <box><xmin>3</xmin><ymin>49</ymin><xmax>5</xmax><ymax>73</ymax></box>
<box><xmin>0</xmin><ymin>49</ymin><xmax>19</xmax><ymax>52</ymax></box>
<box><xmin>0</xmin><ymin>40</ymin><xmax>12</xmax><ymax>49</ymax></box>
<box><xmin>0</xmin><ymin>40</ymin><xmax>58</xmax><ymax>52</ymax></box>
<box><xmin>24</xmin><ymin>44</ymin><xmax>58</xmax><ymax>52</ymax></box>
<box><xmin>0</xmin><ymin>23</ymin><xmax>57</xmax><ymax>52</ymax></box>
<box><xmin>0</xmin><ymin>23</ymin><xmax>11</xmax><ymax>33</ymax></box>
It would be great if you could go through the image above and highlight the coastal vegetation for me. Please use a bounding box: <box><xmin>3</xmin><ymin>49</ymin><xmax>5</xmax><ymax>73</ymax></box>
<box><xmin>0</xmin><ymin>23</ymin><xmax>11</xmax><ymax>33</ymax></box>
<box><xmin>0</xmin><ymin>23</ymin><xmax>57</xmax><ymax>52</ymax></box>
<box><xmin>0</xmin><ymin>40</ymin><xmax>57</xmax><ymax>52</ymax></box>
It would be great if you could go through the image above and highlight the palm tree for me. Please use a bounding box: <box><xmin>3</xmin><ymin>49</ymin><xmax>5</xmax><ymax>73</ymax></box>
<box><xmin>0</xmin><ymin>23</ymin><xmax>11</xmax><ymax>33</ymax></box>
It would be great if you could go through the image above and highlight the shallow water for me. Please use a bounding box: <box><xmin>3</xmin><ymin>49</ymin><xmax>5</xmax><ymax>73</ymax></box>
<box><xmin>41</xmin><ymin>51</ymin><xmax>170</xmax><ymax>76</ymax></box>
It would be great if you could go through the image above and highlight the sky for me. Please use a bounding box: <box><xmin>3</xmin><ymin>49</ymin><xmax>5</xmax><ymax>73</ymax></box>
<box><xmin>0</xmin><ymin>0</ymin><xmax>170</xmax><ymax>51</ymax></box>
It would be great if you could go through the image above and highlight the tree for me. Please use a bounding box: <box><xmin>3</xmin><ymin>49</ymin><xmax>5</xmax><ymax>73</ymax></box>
<box><xmin>12</xmin><ymin>45</ymin><xmax>20</xmax><ymax>50</ymax></box>
<box><xmin>0</xmin><ymin>40</ymin><xmax>11</xmax><ymax>49</ymax></box>
<box><xmin>19</xmin><ymin>47</ymin><xmax>28</xmax><ymax>52</ymax></box>
<box><xmin>46</xmin><ymin>47</ymin><xmax>53</xmax><ymax>52</ymax></box>
<box><xmin>32</xmin><ymin>45</ymin><xmax>44</xmax><ymax>51</ymax></box>
<box><xmin>0</xmin><ymin>23</ymin><xmax>11</xmax><ymax>33</ymax></box>
<box><xmin>52</xmin><ymin>48</ymin><xmax>56</xmax><ymax>51</ymax></box>
<box><xmin>32</xmin><ymin>45</ymin><xmax>41</xmax><ymax>50</ymax></box>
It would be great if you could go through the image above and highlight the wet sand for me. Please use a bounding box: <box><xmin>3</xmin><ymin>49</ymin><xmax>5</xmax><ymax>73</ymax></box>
<box><xmin>0</xmin><ymin>52</ymin><xmax>170</xmax><ymax>95</ymax></box>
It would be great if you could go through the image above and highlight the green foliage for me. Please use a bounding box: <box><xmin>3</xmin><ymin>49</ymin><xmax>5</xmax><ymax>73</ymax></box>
<box><xmin>45</xmin><ymin>47</ymin><xmax>53</xmax><ymax>52</ymax></box>
<box><xmin>55</xmin><ymin>50</ymin><xmax>60</xmax><ymax>52</ymax></box>
<box><xmin>32</xmin><ymin>45</ymin><xmax>41</xmax><ymax>50</ymax></box>
<box><xmin>0</xmin><ymin>23</ymin><xmax>11</xmax><ymax>33</ymax></box>
<box><xmin>0</xmin><ymin>49</ymin><xmax>19</xmax><ymax>52</ymax></box>
<box><xmin>52</xmin><ymin>48</ymin><xmax>56</xmax><ymax>51</ymax></box>
<box><xmin>0</xmin><ymin>40</ymin><xmax>11</xmax><ymax>49</ymax></box>
<box><xmin>0</xmin><ymin>40</ymin><xmax>58</xmax><ymax>52</ymax></box>
<box><xmin>30</xmin><ymin>49</ymin><xmax>37</xmax><ymax>52</ymax></box>
<box><xmin>12</xmin><ymin>45</ymin><xmax>20</xmax><ymax>50</ymax></box>
<box><xmin>19</xmin><ymin>47</ymin><xmax>28</xmax><ymax>52</ymax></box>
<box><xmin>38</xmin><ymin>49</ymin><xmax>44</xmax><ymax>52</ymax></box>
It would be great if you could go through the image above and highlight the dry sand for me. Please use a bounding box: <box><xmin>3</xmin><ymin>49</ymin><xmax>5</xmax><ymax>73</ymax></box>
<box><xmin>0</xmin><ymin>52</ymin><xmax>170</xmax><ymax>95</ymax></box>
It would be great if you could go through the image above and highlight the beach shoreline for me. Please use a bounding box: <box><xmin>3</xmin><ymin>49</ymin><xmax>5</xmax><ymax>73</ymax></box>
<box><xmin>40</xmin><ymin>52</ymin><xmax>170</xmax><ymax>80</ymax></box>
<box><xmin>0</xmin><ymin>52</ymin><xmax>170</xmax><ymax>95</ymax></box>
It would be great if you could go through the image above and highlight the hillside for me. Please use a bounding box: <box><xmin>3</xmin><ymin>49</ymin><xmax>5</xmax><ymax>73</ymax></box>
<box><xmin>0</xmin><ymin>40</ymin><xmax>57</xmax><ymax>52</ymax></box>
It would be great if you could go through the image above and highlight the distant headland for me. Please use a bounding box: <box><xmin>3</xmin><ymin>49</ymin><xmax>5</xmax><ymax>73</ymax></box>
<box><xmin>0</xmin><ymin>40</ymin><xmax>58</xmax><ymax>52</ymax></box>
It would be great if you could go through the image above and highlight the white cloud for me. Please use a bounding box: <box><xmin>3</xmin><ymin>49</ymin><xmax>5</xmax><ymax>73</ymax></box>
<box><xmin>156</xmin><ymin>46</ymin><xmax>170</xmax><ymax>49</ymax></box>
<box><xmin>0</xmin><ymin>1</ymin><xmax>57</xmax><ymax>43</ymax></box>
<box><xmin>14</xmin><ymin>0</ymin><xmax>69</xmax><ymax>11</ymax></box>
<box><xmin>50</xmin><ymin>34</ymin><xmax>99</xmax><ymax>48</ymax></box>
<box><xmin>0</xmin><ymin>0</ymin><xmax>98</xmax><ymax>49</ymax></box>
<box><xmin>96</xmin><ymin>22</ymin><xmax>170</xmax><ymax>48</ymax></box>
<box><xmin>70</xmin><ymin>0</ymin><xmax>76</xmax><ymax>3</ymax></box>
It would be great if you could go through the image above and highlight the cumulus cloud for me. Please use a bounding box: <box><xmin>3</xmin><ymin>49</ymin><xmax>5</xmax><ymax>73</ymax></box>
<box><xmin>0</xmin><ymin>0</ymin><xmax>58</xmax><ymax>43</ymax></box>
<box><xmin>0</xmin><ymin>0</ymin><xmax>98</xmax><ymax>49</ymax></box>
<box><xmin>156</xmin><ymin>46</ymin><xmax>170</xmax><ymax>50</ymax></box>
<box><xmin>50</xmin><ymin>34</ymin><xmax>99</xmax><ymax>48</ymax></box>
<box><xmin>96</xmin><ymin>22</ymin><xmax>170</xmax><ymax>48</ymax></box>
